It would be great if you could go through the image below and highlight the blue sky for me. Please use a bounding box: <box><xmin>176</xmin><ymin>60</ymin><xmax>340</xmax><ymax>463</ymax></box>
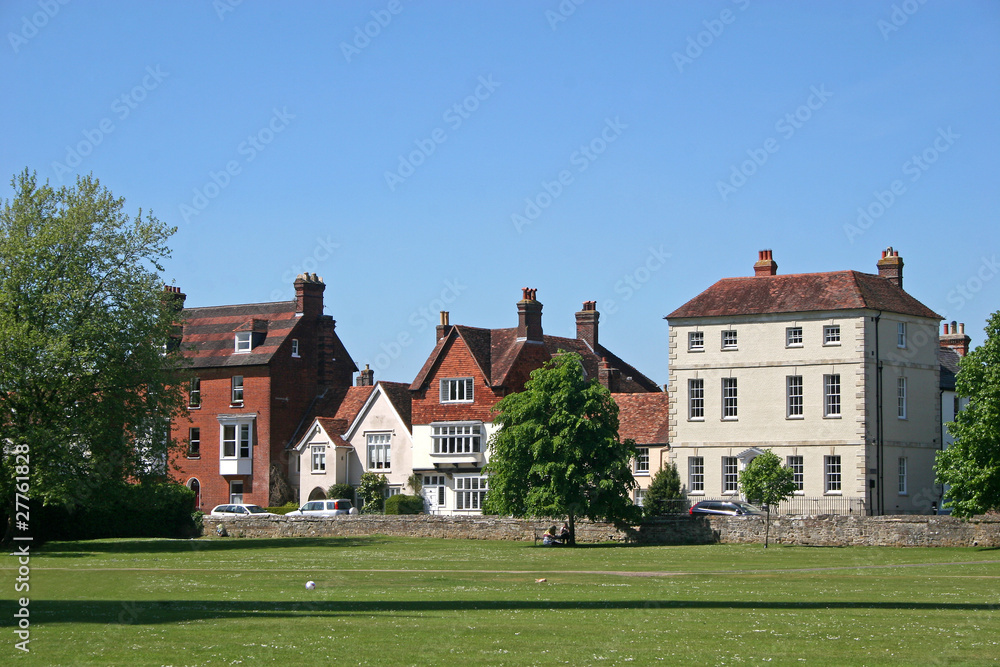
<box><xmin>3</xmin><ymin>0</ymin><xmax>998</xmax><ymax>385</ymax></box>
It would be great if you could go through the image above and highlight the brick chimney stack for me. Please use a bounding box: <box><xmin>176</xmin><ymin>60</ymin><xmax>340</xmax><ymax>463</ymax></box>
<box><xmin>294</xmin><ymin>273</ymin><xmax>325</xmax><ymax>319</ymax></box>
<box><xmin>162</xmin><ymin>285</ymin><xmax>187</xmax><ymax>311</ymax></box>
<box><xmin>753</xmin><ymin>249</ymin><xmax>778</xmax><ymax>277</ymax></box>
<box><xmin>940</xmin><ymin>321</ymin><xmax>972</xmax><ymax>357</ymax></box>
<box><xmin>437</xmin><ymin>311</ymin><xmax>450</xmax><ymax>341</ymax></box>
<box><xmin>576</xmin><ymin>300</ymin><xmax>599</xmax><ymax>351</ymax></box>
<box><xmin>516</xmin><ymin>288</ymin><xmax>543</xmax><ymax>342</ymax></box>
<box><xmin>356</xmin><ymin>363</ymin><xmax>375</xmax><ymax>386</ymax></box>
<box><xmin>877</xmin><ymin>247</ymin><xmax>903</xmax><ymax>289</ymax></box>
<box><xmin>598</xmin><ymin>357</ymin><xmax>619</xmax><ymax>392</ymax></box>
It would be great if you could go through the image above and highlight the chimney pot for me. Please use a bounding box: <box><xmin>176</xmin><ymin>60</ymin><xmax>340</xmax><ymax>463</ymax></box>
<box><xmin>876</xmin><ymin>246</ymin><xmax>904</xmax><ymax>289</ymax></box>
<box><xmin>516</xmin><ymin>288</ymin><xmax>543</xmax><ymax>341</ymax></box>
<box><xmin>754</xmin><ymin>249</ymin><xmax>778</xmax><ymax>276</ymax></box>
<box><xmin>436</xmin><ymin>311</ymin><xmax>450</xmax><ymax>341</ymax></box>
<box><xmin>576</xmin><ymin>300</ymin><xmax>599</xmax><ymax>351</ymax></box>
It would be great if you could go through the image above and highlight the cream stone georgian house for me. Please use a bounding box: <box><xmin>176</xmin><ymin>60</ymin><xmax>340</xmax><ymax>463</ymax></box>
<box><xmin>666</xmin><ymin>249</ymin><xmax>942</xmax><ymax>515</ymax></box>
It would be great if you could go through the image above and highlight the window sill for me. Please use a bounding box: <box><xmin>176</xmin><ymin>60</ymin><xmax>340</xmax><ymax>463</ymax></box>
<box><xmin>823</xmin><ymin>415</ymin><xmax>841</xmax><ymax>419</ymax></box>
<box><xmin>823</xmin><ymin>343</ymin><xmax>841</xmax><ymax>347</ymax></box>
<box><xmin>634</xmin><ymin>471</ymin><xmax>650</xmax><ymax>477</ymax></box>
<box><xmin>689</xmin><ymin>417</ymin><xmax>705</xmax><ymax>422</ymax></box>
<box><xmin>824</xmin><ymin>491</ymin><xmax>842</xmax><ymax>496</ymax></box>
<box><xmin>720</xmin><ymin>347</ymin><xmax>738</xmax><ymax>352</ymax></box>
<box><xmin>688</xmin><ymin>491</ymin><xmax>705</xmax><ymax>496</ymax></box>
<box><xmin>230</xmin><ymin>402</ymin><xmax>244</xmax><ymax>408</ymax></box>
<box><xmin>440</xmin><ymin>400</ymin><xmax>475</xmax><ymax>405</ymax></box>
<box><xmin>786</xmin><ymin>344</ymin><xmax>803</xmax><ymax>349</ymax></box>
<box><xmin>188</xmin><ymin>405</ymin><xmax>201</xmax><ymax>411</ymax></box>
<box><xmin>786</xmin><ymin>415</ymin><xmax>804</xmax><ymax>420</ymax></box>
<box><xmin>186</xmin><ymin>455</ymin><xmax>200</xmax><ymax>460</ymax></box>
<box><xmin>688</xmin><ymin>348</ymin><xmax>704</xmax><ymax>353</ymax></box>
<box><xmin>722</xmin><ymin>491</ymin><xmax>738</xmax><ymax>496</ymax></box>
<box><xmin>310</xmin><ymin>470</ymin><xmax>326</xmax><ymax>475</ymax></box>
<box><xmin>721</xmin><ymin>417</ymin><xmax>739</xmax><ymax>422</ymax></box>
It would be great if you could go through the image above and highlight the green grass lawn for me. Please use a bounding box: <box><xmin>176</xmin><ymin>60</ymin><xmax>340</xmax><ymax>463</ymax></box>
<box><xmin>3</xmin><ymin>536</ymin><xmax>999</xmax><ymax>665</ymax></box>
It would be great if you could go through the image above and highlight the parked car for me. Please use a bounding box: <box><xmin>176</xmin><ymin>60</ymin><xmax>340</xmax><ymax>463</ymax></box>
<box><xmin>689</xmin><ymin>500</ymin><xmax>765</xmax><ymax>516</ymax></box>
<box><xmin>286</xmin><ymin>499</ymin><xmax>355</xmax><ymax>517</ymax></box>
<box><xmin>210</xmin><ymin>504</ymin><xmax>275</xmax><ymax>517</ymax></box>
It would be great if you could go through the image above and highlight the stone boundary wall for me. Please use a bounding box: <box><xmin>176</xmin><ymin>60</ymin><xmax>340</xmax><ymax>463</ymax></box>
<box><xmin>205</xmin><ymin>513</ymin><xmax>1000</xmax><ymax>547</ymax></box>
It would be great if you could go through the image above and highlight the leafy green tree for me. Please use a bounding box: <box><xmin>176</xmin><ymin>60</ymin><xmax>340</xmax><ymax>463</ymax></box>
<box><xmin>327</xmin><ymin>483</ymin><xmax>356</xmax><ymax>503</ymax></box>
<box><xmin>483</xmin><ymin>352</ymin><xmax>640</xmax><ymax>545</ymax></box>
<box><xmin>643</xmin><ymin>462</ymin><xmax>684</xmax><ymax>517</ymax></box>
<box><xmin>0</xmin><ymin>170</ymin><xmax>185</xmax><ymax>543</ymax></box>
<box><xmin>739</xmin><ymin>449</ymin><xmax>797</xmax><ymax>548</ymax></box>
<box><xmin>936</xmin><ymin>312</ymin><xmax>1000</xmax><ymax>517</ymax></box>
<box><xmin>358</xmin><ymin>472</ymin><xmax>387</xmax><ymax>513</ymax></box>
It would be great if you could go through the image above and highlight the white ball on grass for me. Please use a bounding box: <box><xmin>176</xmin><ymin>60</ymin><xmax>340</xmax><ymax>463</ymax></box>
<box><xmin>305</xmin><ymin>580</ymin><xmax>316</xmax><ymax>590</ymax></box>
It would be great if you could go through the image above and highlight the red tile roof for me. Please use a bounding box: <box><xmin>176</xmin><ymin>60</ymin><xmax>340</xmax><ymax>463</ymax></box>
<box><xmin>613</xmin><ymin>393</ymin><xmax>670</xmax><ymax>445</ymax></box>
<box><xmin>180</xmin><ymin>300</ymin><xmax>300</xmax><ymax>368</ymax></box>
<box><xmin>667</xmin><ymin>271</ymin><xmax>940</xmax><ymax>320</ymax></box>
<box><xmin>410</xmin><ymin>325</ymin><xmax>660</xmax><ymax>393</ymax></box>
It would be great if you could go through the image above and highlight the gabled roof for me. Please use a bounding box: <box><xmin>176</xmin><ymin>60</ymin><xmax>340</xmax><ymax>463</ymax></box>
<box><xmin>410</xmin><ymin>326</ymin><xmax>660</xmax><ymax>393</ymax></box>
<box><xmin>181</xmin><ymin>300</ymin><xmax>300</xmax><ymax>368</ymax></box>
<box><xmin>288</xmin><ymin>381</ymin><xmax>413</xmax><ymax>450</ymax></box>
<box><xmin>294</xmin><ymin>418</ymin><xmax>352</xmax><ymax>452</ymax></box>
<box><xmin>667</xmin><ymin>271</ymin><xmax>940</xmax><ymax>321</ymax></box>
<box><xmin>613</xmin><ymin>393</ymin><xmax>670</xmax><ymax>445</ymax></box>
<box><xmin>938</xmin><ymin>347</ymin><xmax>962</xmax><ymax>392</ymax></box>
<box><xmin>377</xmin><ymin>381</ymin><xmax>413</xmax><ymax>431</ymax></box>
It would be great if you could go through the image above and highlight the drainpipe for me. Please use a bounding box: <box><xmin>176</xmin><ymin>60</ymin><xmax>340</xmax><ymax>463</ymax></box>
<box><xmin>874</xmin><ymin>311</ymin><xmax>883</xmax><ymax>516</ymax></box>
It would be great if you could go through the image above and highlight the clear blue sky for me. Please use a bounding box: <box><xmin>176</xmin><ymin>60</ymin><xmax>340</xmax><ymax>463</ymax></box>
<box><xmin>3</xmin><ymin>1</ymin><xmax>998</xmax><ymax>385</ymax></box>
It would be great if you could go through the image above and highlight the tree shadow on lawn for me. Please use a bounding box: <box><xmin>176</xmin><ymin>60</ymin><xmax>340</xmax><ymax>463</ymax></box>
<box><xmin>3</xmin><ymin>598</ymin><xmax>997</xmax><ymax>626</ymax></box>
<box><xmin>36</xmin><ymin>536</ymin><xmax>389</xmax><ymax>557</ymax></box>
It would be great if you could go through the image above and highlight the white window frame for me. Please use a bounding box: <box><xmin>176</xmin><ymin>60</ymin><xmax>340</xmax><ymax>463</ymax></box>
<box><xmin>423</xmin><ymin>475</ymin><xmax>446</xmax><ymax>510</ymax></box>
<box><xmin>367</xmin><ymin>432</ymin><xmax>391</xmax><ymax>470</ymax></box>
<box><xmin>231</xmin><ymin>375</ymin><xmax>244</xmax><ymax>404</ymax></box>
<box><xmin>786</xmin><ymin>326</ymin><xmax>803</xmax><ymax>347</ymax></box>
<box><xmin>634</xmin><ymin>447</ymin><xmax>650</xmax><ymax>475</ymax></box>
<box><xmin>898</xmin><ymin>457</ymin><xmax>908</xmax><ymax>495</ymax></box>
<box><xmin>824</xmin><ymin>374</ymin><xmax>841</xmax><ymax>418</ymax></box>
<box><xmin>722</xmin><ymin>456</ymin><xmax>739</xmax><ymax>494</ymax></box>
<box><xmin>634</xmin><ymin>488</ymin><xmax>646</xmax><ymax>507</ymax></box>
<box><xmin>824</xmin><ymin>455</ymin><xmax>842</xmax><ymax>494</ymax></box>
<box><xmin>689</xmin><ymin>457</ymin><xmax>704</xmax><ymax>494</ymax></box>
<box><xmin>311</xmin><ymin>445</ymin><xmax>326</xmax><ymax>473</ymax></box>
<box><xmin>787</xmin><ymin>455</ymin><xmax>804</xmax><ymax>494</ymax></box>
<box><xmin>235</xmin><ymin>331</ymin><xmax>252</xmax><ymax>353</ymax></box>
<box><xmin>291</xmin><ymin>339</ymin><xmax>300</xmax><ymax>357</ymax></box>
<box><xmin>229</xmin><ymin>479</ymin><xmax>244</xmax><ymax>504</ymax></box>
<box><xmin>722</xmin><ymin>377</ymin><xmax>738</xmax><ymax>420</ymax></box>
<box><xmin>688</xmin><ymin>331</ymin><xmax>704</xmax><ymax>351</ymax></box>
<box><xmin>823</xmin><ymin>325</ymin><xmax>841</xmax><ymax>346</ymax></box>
<box><xmin>431</xmin><ymin>422</ymin><xmax>482</xmax><ymax>454</ymax></box>
<box><xmin>786</xmin><ymin>375</ymin><xmax>803</xmax><ymax>418</ymax></box>
<box><xmin>897</xmin><ymin>376</ymin><xmax>907</xmax><ymax>419</ymax></box>
<box><xmin>454</xmin><ymin>475</ymin><xmax>488</xmax><ymax>510</ymax></box>
<box><xmin>440</xmin><ymin>377</ymin><xmax>474</xmax><ymax>404</ymax></box>
<box><xmin>897</xmin><ymin>322</ymin><xmax>907</xmax><ymax>349</ymax></box>
<box><xmin>188</xmin><ymin>427</ymin><xmax>200</xmax><ymax>458</ymax></box>
<box><xmin>188</xmin><ymin>377</ymin><xmax>201</xmax><ymax>408</ymax></box>
<box><xmin>688</xmin><ymin>378</ymin><xmax>704</xmax><ymax>420</ymax></box>
<box><xmin>221</xmin><ymin>422</ymin><xmax>252</xmax><ymax>460</ymax></box>
<box><xmin>721</xmin><ymin>330</ymin><xmax>738</xmax><ymax>350</ymax></box>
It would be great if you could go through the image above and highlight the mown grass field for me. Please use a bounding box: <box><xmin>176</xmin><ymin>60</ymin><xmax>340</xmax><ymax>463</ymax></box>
<box><xmin>3</xmin><ymin>536</ymin><xmax>999</xmax><ymax>666</ymax></box>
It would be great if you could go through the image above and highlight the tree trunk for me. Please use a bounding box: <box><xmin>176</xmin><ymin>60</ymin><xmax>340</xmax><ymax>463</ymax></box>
<box><xmin>764</xmin><ymin>509</ymin><xmax>770</xmax><ymax>548</ymax></box>
<box><xmin>568</xmin><ymin>512</ymin><xmax>576</xmax><ymax>547</ymax></box>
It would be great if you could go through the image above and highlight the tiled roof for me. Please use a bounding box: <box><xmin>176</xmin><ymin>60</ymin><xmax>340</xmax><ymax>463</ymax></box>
<box><xmin>613</xmin><ymin>393</ymin><xmax>670</xmax><ymax>445</ymax></box>
<box><xmin>378</xmin><ymin>381</ymin><xmax>413</xmax><ymax>431</ymax></box>
<box><xmin>181</xmin><ymin>300</ymin><xmax>300</xmax><ymax>368</ymax></box>
<box><xmin>316</xmin><ymin>418</ymin><xmax>350</xmax><ymax>436</ymax></box>
<box><xmin>667</xmin><ymin>271</ymin><xmax>940</xmax><ymax>320</ymax></box>
<box><xmin>410</xmin><ymin>326</ymin><xmax>661</xmax><ymax>393</ymax></box>
<box><xmin>938</xmin><ymin>347</ymin><xmax>962</xmax><ymax>392</ymax></box>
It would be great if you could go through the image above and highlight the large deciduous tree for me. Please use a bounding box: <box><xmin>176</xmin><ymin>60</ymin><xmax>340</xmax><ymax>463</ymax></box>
<box><xmin>483</xmin><ymin>352</ymin><xmax>640</xmax><ymax>545</ymax></box>
<box><xmin>739</xmin><ymin>449</ymin><xmax>797</xmax><ymax>547</ymax></box>
<box><xmin>0</xmin><ymin>170</ymin><xmax>185</xmax><ymax>542</ymax></box>
<box><xmin>936</xmin><ymin>312</ymin><xmax>1000</xmax><ymax>517</ymax></box>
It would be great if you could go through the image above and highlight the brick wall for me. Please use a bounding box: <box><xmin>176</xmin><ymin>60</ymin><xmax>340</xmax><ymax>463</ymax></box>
<box><xmin>411</xmin><ymin>337</ymin><xmax>502</xmax><ymax>425</ymax></box>
<box><xmin>203</xmin><ymin>514</ymin><xmax>1000</xmax><ymax>547</ymax></box>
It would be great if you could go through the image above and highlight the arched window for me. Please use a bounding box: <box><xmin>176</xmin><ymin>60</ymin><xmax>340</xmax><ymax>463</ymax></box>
<box><xmin>187</xmin><ymin>478</ymin><xmax>201</xmax><ymax>509</ymax></box>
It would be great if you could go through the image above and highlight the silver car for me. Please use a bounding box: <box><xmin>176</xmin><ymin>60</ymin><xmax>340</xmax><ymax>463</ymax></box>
<box><xmin>287</xmin><ymin>499</ymin><xmax>354</xmax><ymax>517</ymax></box>
<box><xmin>210</xmin><ymin>504</ymin><xmax>275</xmax><ymax>517</ymax></box>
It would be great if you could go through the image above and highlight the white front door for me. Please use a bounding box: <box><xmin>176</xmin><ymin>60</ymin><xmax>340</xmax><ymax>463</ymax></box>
<box><xmin>423</xmin><ymin>475</ymin><xmax>445</xmax><ymax>514</ymax></box>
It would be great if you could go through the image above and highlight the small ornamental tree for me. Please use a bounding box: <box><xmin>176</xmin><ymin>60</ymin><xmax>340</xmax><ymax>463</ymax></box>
<box><xmin>739</xmin><ymin>449</ymin><xmax>797</xmax><ymax>547</ymax></box>
<box><xmin>358</xmin><ymin>472</ymin><xmax>387</xmax><ymax>513</ymax></box>
<box><xmin>483</xmin><ymin>351</ymin><xmax>640</xmax><ymax>545</ymax></box>
<box><xmin>936</xmin><ymin>311</ymin><xmax>1000</xmax><ymax>517</ymax></box>
<box><xmin>643</xmin><ymin>462</ymin><xmax>685</xmax><ymax>517</ymax></box>
<box><xmin>327</xmin><ymin>483</ymin><xmax>355</xmax><ymax>503</ymax></box>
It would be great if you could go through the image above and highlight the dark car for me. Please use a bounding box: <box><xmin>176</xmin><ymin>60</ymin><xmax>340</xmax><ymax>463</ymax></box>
<box><xmin>689</xmin><ymin>500</ymin><xmax>765</xmax><ymax>516</ymax></box>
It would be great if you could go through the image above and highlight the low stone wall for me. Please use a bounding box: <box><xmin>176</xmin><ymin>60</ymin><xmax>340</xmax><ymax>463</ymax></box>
<box><xmin>204</xmin><ymin>513</ymin><xmax>1000</xmax><ymax>547</ymax></box>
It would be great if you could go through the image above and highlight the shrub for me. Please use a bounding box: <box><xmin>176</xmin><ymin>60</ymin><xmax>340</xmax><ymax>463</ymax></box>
<box><xmin>384</xmin><ymin>494</ymin><xmax>424</xmax><ymax>515</ymax></box>
<box><xmin>358</xmin><ymin>472</ymin><xmax>387</xmax><ymax>513</ymax></box>
<box><xmin>644</xmin><ymin>463</ymin><xmax>686</xmax><ymax>518</ymax></box>
<box><xmin>327</xmin><ymin>483</ymin><xmax>356</xmax><ymax>502</ymax></box>
<box><xmin>266</xmin><ymin>501</ymin><xmax>301</xmax><ymax>515</ymax></box>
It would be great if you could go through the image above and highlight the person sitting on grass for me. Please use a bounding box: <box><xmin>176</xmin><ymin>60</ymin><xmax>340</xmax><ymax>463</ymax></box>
<box><xmin>542</xmin><ymin>525</ymin><xmax>559</xmax><ymax>546</ymax></box>
<box><xmin>557</xmin><ymin>522</ymin><xmax>570</xmax><ymax>544</ymax></box>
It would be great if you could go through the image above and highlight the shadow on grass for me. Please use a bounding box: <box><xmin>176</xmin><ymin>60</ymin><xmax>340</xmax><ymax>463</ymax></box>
<box><xmin>36</xmin><ymin>536</ymin><xmax>389</xmax><ymax>557</ymax></box>
<box><xmin>2</xmin><ymin>598</ymin><xmax>997</xmax><ymax>625</ymax></box>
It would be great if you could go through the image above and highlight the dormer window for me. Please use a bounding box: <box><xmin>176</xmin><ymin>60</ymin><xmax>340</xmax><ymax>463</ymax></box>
<box><xmin>235</xmin><ymin>332</ymin><xmax>252</xmax><ymax>352</ymax></box>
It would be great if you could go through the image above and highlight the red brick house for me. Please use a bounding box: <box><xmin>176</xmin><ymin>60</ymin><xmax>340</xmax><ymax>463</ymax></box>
<box><xmin>408</xmin><ymin>288</ymin><xmax>663</xmax><ymax>514</ymax></box>
<box><xmin>169</xmin><ymin>274</ymin><xmax>357</xmax><ymax>511</ymax></box>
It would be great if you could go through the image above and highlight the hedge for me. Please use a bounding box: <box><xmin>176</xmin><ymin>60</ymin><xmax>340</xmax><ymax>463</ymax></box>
<box><xmin>384</xmin><ymin>494</ymin><xmax>424</xmax><ymax>515</ymax></box>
